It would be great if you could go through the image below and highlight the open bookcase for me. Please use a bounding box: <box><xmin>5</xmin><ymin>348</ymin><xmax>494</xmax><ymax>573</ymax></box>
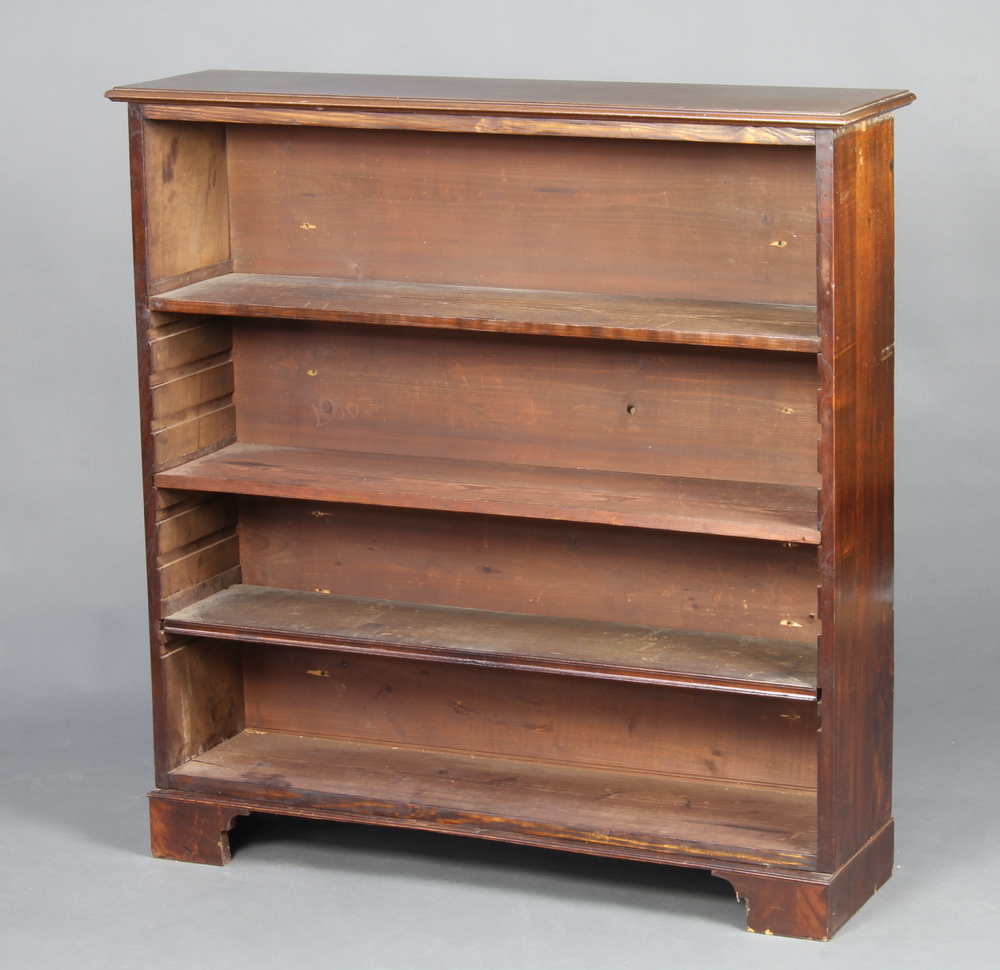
<box><xmin>106</xmin><ymin>72</ymin><xmax>913</xmax><ymax>940</ymax></box>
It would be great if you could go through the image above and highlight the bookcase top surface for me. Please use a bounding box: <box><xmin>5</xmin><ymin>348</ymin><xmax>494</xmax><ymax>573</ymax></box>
<box><xmin>106</xmin><ymin>70</ymin><xmax>914</xmax><ymax>127</ymax></box>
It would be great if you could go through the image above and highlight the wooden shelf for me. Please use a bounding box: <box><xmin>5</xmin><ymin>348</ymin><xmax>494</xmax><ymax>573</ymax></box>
<box><xmin>163</xmin><ymin>584</ymin><xmax>818</xmax><ymax>699</ymax></box>
<box><xmin>169</xmin><ymin>729</ymin><xmax>819</xmax><ymax>867</ymax></box>
<box><xmin>154</xmin><ymin>443</ymin><xmax>820</xmax><ymax>544</ymax></box>
<box><xmin>148</xmin><ymin>274</ymin><xmax>820</xmax><ymax>353</ymax></box>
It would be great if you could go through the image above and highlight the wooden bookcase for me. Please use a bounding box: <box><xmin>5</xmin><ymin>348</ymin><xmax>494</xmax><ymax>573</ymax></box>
<box><xmin>106</xmin><ymin>72</ymin><xmax>913</xmax><ymax>940</ymax></box>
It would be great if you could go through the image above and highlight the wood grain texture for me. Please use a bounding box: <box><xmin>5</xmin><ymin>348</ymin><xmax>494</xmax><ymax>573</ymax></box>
<box><xmin>149</xmin><ymin>274</ymin><xmax>820</xmax><ymax>352</ymax></box>
<box><xmin>240</xmin><ymin>645</ymin><xmax>817</xmax><ymax>787</ymax></box>
<box><xmin>226</xmin><ymin>126</ymin><xmax>817</xmax><ymax>305</ymax></box>
<box><xmin>236</xmin><ymin>499</ymin><xmax>820</xmax><ymax>642</ymax></box>
<box><xmin>155</xmin><ymin>494</ymin><xmax>237</xmax><ymax>552</ymax></box>
<box><xmin>231</xmin><ymin>323</ymin><xmax>821</xmax><ymax>489</ymax></box>
<box><xmin>155</xmin><ymin>443</ymin><xmax>820</xmax><ymax>543</ymax></box>
<box><xmin>111</xmin><ymin>74</ymin><xmax>912</xmax><ymax>937</ymax></box>
<box><xmin>139</xmin><ymin>102</ymin><xmax>816</xmax><ymax>145</ymax></box>
<box><xmin>164</xmin><ymin>584</ymin><xmax>818</xmax><ymax>698</ymax></box>
<box><xmin>157</xmin><ymin>530</ymin><xmax>239</xmax><ymax>600</ymax></box>
<box><xmin>129</xmin><ymin>111</ymin><xmax>236</xmax><ymax>788</ymax></box>
<box><xmin>815</xmin><ymin>119</ymin><xmax>895</xmax><ymax>872</ymax></box>
<box><xmin>141</xmin><ymin>120</ymin><xmax>229</xmax><ymax>282</ymax></box>
<box><xmin>152</xmin><ymin>402</ymin><xmax>236</xmax><ymax>471</ymax></box>
<box><xmin>150</xmin><ymin>359</ymin><xmax>233</xmax><ymax>421</ymax></box>
<box><xmin>161</xmin><ymin>639</ymin><xmax>244</xmax><ymax>769</ymax></box>
<box><xmin>718</xmin><ymin>819</ymin><xmax>893</xmax><ymax>940</ymax></box>
<box><xmin>149</xmin><ymin>317</ymin><xmax>232</xmax><ymax>374</ymax></box>
<box><xmin>147</xmin><ymin>258</ymin><xmax>233</xmax><ymax>297</ymax></box>
<box><xmin>149</xmin><ymin>791</ymin><xmax>249</xmax><ymax>865</ymax></box>
<box><xmin>168</xmin><ymin>729</ymin><xmax>817</xmax><ymax>867</ymax></box>
<box><xmin>106</xmin><ymin>70</ymin><xmax>914</xmax><ymax>127</ymax></box>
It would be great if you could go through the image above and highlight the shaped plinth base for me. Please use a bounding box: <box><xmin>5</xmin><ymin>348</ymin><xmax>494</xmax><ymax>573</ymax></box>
<box><xmin>714</xmin><ymin>820</ymin><xmax>894</xmax><ymax>941</ymax></box>
<box><xmin>149</xmin><ymin>791</ymin><xmax>250</xmax><ymax>866</ymax></box>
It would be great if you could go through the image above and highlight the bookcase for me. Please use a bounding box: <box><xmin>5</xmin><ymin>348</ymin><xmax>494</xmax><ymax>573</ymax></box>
<box><xmin>106</xmin><ymin>72</ymin><xmax>913</xmax><ymax>940</ymax></box>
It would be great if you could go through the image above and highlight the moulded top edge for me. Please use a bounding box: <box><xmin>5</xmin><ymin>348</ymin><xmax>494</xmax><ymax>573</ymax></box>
<box><xmin>105</xmin><ymin>70</ymin><xmax>916</xmax><ymax>127</ymax></box>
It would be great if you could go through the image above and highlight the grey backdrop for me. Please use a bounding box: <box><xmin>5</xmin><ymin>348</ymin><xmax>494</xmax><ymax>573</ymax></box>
<box><xmin>1</xmin><ymin>2</ymin><xmax>997</xmax><ymax>967</ymax></box>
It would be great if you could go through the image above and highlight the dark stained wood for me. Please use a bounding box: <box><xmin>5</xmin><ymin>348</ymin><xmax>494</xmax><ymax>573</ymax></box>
<box><xmin>149</xmin><ymin>791</ymin><xmax>249</xmax><ymax>865</ymax></box>
<box><xmin>148</xmin><ymin>258</ymin><xmax>233</xmax><ymax>297</ymax></box>
<box><xmin>165</xmin><ymin>584</ymin><xmax>818</xmax><ymax>698</ymax></box>
<box><xmin>112</xmin><ymin>71</ymin><xmax>909</xmax><ymax>940</ymax></box>
<box><xmin>155</xmin><ymin>494</ymin><xmax>236</xmax><ymax>551</ymax></box>
<box><xmin>152</xmin><ymin>402</ymin><xmax>235</xmax><ymax>471</ymax></box>
<box><xmin>168</xmin><ymin>729</ymin><xmax>817</xmax><ymax>868</ymax></box>
<box><xmin>155</xmin><ymin>443</ymin><xmax>820</xmax><ymax>543</ymax></box>
<box><xmin>128</xmin><ymin>103</ymin><xmax>174</xmax><ymax>788</ymax></box>
<box><xmin>161</xmin><ymin>639</ymin><xmax>244</xmax><ymax>768</ymax></box>
<box><xmin>149</xmin><ymin>318</ymin><xmax>232</xmax><ymax>374</ymax></box>
<box><xmin>815</xmin><ymin>118</ymin><xmax>896</xmax><ymax>872</ymax></box>
<box><xmin>718</xmin><ymin>819</ymin><xmax>893</xmax><ymax>940</ymax></box>
<box><xmin>241</xmin><ymin>645</ymin><xmax>818</xmax><ymax>788</ymax></box>
<box><xmin>149</xmin><ymin>274</ymin><xmax>820</xmax><ymax>353</ymax></box>
<box><xmin>131</xmin><ymin>111</ymin><xmax>239</xmax><ymax>791</ymax></box>
<box><xmin>106</xmin><ymin>71</ymin><xmax>914</xmax><ymax>127</ymax></box>
<box><xmin>140</xmin><ymin>120</ymin><xmax>229</xmax><ymax>282</ymax></box>
<box><xmin>160</xmin><ymin>564</ymin><xmax>242</xmax><ymax>618</ymax></box>
<box><xmin>225</xmin><ymin>127</ymin><xmax>817</xmax><ymax>305</ymax></box>
<box><xmin>236</xmin><ymin>498</ymin><xmax>820</xmax><ymax>642</ymax></box>
<box><xmin>231</xmin><ymin>323</ymin><xmax>821</xmax><ymax>489</ymax></box>
<box><xmin>157</xmin><ymin>529</ymin><xmax>239</xmax><ymax>600</ymax></box>
<box><xmin>141</xmin><ymin>101</ymin><xmax>815</xmax><ymax>146</ymax></box>
<box><xmin>150</xmin><ymin>359</ymin><xmax>233</xmax><ymax>422</ymax></box>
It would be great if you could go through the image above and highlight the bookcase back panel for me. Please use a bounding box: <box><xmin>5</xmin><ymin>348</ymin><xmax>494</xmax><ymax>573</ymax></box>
<box><xmin>237</xmin><ymin>499</ymin><xmax>819</xmax><ymax>643</ymax></box>
<box><xmin>233</xmin><ymin>323</ymin><xmax>821</xmax><ymax>488</ymax></box>
<box><xmin>226</xmin><ymin>125</ymin><xmax>817</xmax><ymax>305</ymax></box>
<box><xmin>242</xmin><ymin>644</ymin><xmax>819</xmax><ymax>790</ymax></box>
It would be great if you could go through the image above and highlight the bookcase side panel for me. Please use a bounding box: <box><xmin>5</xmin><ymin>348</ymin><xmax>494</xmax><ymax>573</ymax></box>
<box><xmin>816</xmin><ymin>118</ymin><xmax>895</xmax><ymax>871</ymax></box>
<box><xmin>141</xmin><ymin>118</ymin><xmax>230</xmax><ymax>284</ymax></box>
<box><xmin>130</xmin><ymin>110</ymin><xmax>241</xmax><ymax>784</ymax></box>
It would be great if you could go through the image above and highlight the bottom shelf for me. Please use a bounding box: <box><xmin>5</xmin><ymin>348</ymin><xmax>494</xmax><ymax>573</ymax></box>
<box><xmin>169</xmin><ymin>729</ymin><xmax>817</xmax><ymax>868</ymax></box>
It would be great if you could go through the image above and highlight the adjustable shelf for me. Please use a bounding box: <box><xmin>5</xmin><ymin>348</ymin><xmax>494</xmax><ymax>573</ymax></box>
<box><xmin>109</xmin><ymin>70</ymin><xmax>910</xmax><ymax>941</ymax></box>
<box><xmin>163</xmin><ymin>584</ymin><xmax>819</xmax><ymax>699</ymax></box>
<box><xmin>155</xmin><ymin>443</ymin><xmax>821</xmax><ymax>543</ymax></box>
<box><xmin>149</xmin><ymin>273</ymin><xmax>820</xmax><ymax>353</ymax></box>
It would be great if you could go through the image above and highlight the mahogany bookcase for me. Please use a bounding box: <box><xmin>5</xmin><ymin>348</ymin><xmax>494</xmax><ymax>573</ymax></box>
<box><xmin>106</xmin><ymin>72</ymin><xmax>913</xmax><ymax>940</ymax></box>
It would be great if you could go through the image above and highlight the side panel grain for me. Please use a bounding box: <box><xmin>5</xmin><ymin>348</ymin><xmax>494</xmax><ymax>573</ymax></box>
<box><xmin>131</xmin><ymin>111</ymin><xmax>240</xmax><ymax>787</ymax></box>
<box><xmin>161</xmin><ymin>639</ymin><xmax>244</xmax><ymax>769</ymax></box>
<box><xmin>156</xmin><ymin>495</ymin><xmax>237</xmax><ymax>551</ymax></box>
<box><xmin>142</xmin><ymin>119</ymin><xmax>230</xmax><ymax>283</ymax></box>
<box><xmin>815</xmin><ymin>119</ymin><xmax>895</xmax><ymax>871</ymax></box>
<box><xmin>150</xmin><ymin>318</ymin><xmax>233</xmax><ymax>373</ymax></box>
